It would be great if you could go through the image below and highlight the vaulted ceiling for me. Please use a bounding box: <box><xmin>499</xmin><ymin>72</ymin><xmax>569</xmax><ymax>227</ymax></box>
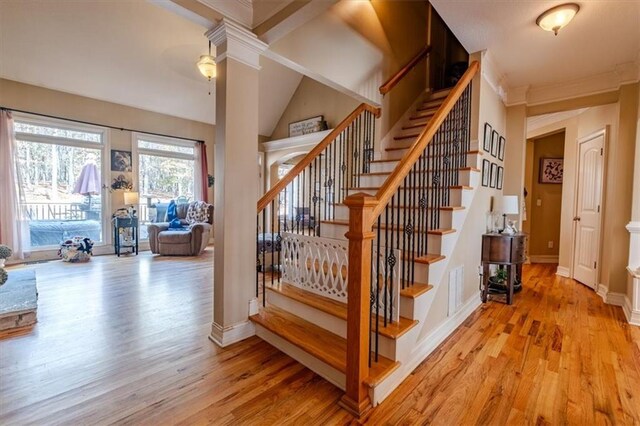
<box><xmin>0</xmin><ymin>0</ymin><xmax>302</xmax><ymax>135</ymax></box>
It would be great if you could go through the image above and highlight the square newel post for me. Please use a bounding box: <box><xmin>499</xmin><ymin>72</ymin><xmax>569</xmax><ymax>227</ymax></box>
<box><xmin>339</xmin><ymin>193</ymin><xmax>378</xmax><ymax>419</ymax></box>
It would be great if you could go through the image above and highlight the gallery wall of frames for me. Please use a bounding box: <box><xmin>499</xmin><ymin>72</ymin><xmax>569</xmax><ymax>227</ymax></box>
<box><xmin>481</xmin><ymin>122</ymin><xmax>505</xmax><ymax>189</ymax></box>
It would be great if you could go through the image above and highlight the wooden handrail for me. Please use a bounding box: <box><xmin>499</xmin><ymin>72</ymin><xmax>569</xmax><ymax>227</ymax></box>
<box><xmin>379</xmin><ymin>45</ymin><xmax>432</xmax><ymax>95</ymax></box>
<box><xmin>371</xmin><ymin>61</ymin><xmax>480</xmax><ymax>221</ymax></box>
<box><xmin>257</xmin><ymin>103</ymin><xmax>381</xmax><ymax>213</ymax></box>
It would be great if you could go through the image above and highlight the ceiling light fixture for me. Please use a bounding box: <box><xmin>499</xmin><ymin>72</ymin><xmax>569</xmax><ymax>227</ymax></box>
<box><xmin>536</xmin><ymin>3</ymin><xmax>580</xmax><ymax>36</ymax></box>
<box><xmin>197</xmin><ymin>41</ymin><xmax>216</xmax><ymax>95</ymax></box>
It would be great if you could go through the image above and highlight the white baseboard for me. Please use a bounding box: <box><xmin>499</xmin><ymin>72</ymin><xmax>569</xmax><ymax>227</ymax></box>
<box><xmin>623</xmin><ymin>296</ymin><xmax>640</xmax><ymax>326</ymax></box>
<box><xmin>209</xmin><ymin>320</ymin><xmax>255</xmax><ymax>347</ymax></box>
<box><xmin>556</xmin><ymin>266</ymin><xmax>570</xmax><ymax>277</ymax></box>
<box><xmin>371</xmin><ymin>294</ymin><xmax>482</xmax><ymax>405</ymax></box>
<box><xmin>529</xmin><ymin>255</ymin><xmax>559</xmax><ymax>263</ymax></box>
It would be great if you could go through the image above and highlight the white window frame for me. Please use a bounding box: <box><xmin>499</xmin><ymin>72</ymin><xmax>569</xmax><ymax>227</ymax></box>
<box><xmin>13</xmin><ymin>113</ymin><xmax>111</xmax><ymax>250</ymax></box>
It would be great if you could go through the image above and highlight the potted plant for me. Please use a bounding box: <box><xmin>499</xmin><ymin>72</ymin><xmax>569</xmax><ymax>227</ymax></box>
<box><xmin>488</xmin><ymin>268</ymin><xmax>509</xmax><ymax>294</ymax></box>
<box><xmin>0</xmin><ymin>245</ymin><xmax>12</xmax><ymax>268</ymax></box>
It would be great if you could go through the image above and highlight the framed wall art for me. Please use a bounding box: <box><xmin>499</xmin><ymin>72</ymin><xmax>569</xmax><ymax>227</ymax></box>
<box><xmin>490</xmin><ymin>163</ymin><xmax>498</xmax><ymax>188</ymax></box>
<box><xmin>482</xmin><ymin>159</ymin><xmax>490</xmax><ymax>187</ymax></box>
<box><xmin>483</xmin><ymin>123</ymin><xmax>492</xmax><ymax>153</ymax></box>
<box><xmin>539</xmin><ymin>158</ymin><xmax>564</xmax><ymax>184</ymax></box>
<box><xmin>498</xmin><ymin>136</ymin><xmax>505</xmax><ymax>161</ymax></box>
<box><xmin>491</xmin><ymin>130</ymin><xmax>499</xmax><ymax>157</ymax></box>
<box><xmin>497</xmin><ymin>166</ymin><xmax>504</xmax><ymax>190</ymax></box>
<box><xmin>111</xmin><ymin>150</ymin><xmax>132</xmax><ymax>172</ymax></box>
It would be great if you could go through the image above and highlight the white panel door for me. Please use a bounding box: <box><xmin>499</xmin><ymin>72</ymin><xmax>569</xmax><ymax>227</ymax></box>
<box><xmin>572</xmin><ymin>130</ymin><xmax>605</xmax><ymax>289</ymax></box>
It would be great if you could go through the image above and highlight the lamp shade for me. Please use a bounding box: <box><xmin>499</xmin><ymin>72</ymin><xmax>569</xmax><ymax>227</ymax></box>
<box><xmin>124</xmin><ymin>191</ymin><xmax>139</xmax><ymax>205</ymax></box>
<box><xmin>536</xmin><ymin>3</ymin><xmax>579</xmax><ymax>35</ymax></box>
<box><xmin>197</xmin><ymin>55</ymin><xmax>216</xmax><ymax>80</ymax></box>
<box><xmin>501</xmin><ymin>195</ymin><xmax>519</xmax><ymax>215</ymax></box>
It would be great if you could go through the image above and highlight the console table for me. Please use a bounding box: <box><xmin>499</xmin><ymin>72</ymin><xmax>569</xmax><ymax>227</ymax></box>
<box><xmin>113</xmin><ymin>216</ymin><xmax>138</xmax><ymax>257</ymax></box>
<box><xmin>481</xmin><ymin>232</ymin><xmax>525</xmax><ymax>305</ymax></box>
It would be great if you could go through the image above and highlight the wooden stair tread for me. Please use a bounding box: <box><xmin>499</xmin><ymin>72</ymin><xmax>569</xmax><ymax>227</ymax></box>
<box><xmin>267</xmin><ymin>281</ymin><xmax>346</xmax><ymax>319</ymax></box>
<box><xmin>393</xmin><ymin>133</ymin><xmax>421</xmax><ymax>141</ymax></box>
<box><xmin>399</xmin><ymin>283</ymin><xmax>434</xmax><ymax>298</ymax></box>
<box><xmin>414</xmin><ymin>253</ymin><xmax>446</xmax><ymax>264</ymax></box>
<box><xmin>333</xmin><ymin>203</ymin><xmax>465</xmax><ymax>212</ymax></box>
<box><xmin>266</xmin><ymin>282</ymin><xmax>418</xmax><ymax>339</ymax></box>
<box><xmin>321</xmin><ymin>219</ymin><xmax>456</xmax><ymax>236</ymax></box>
<box><xmin>348</xmin><ymin>185</ymin><xmax>473</xmax><ymax>191</ymax></box>
<box><xmin>409</xmin><ymin>112</ymin><xmax>435</xmax><ymax>121</ymax></box>
<box><xmin>251</xmin><ymin>306</ymin><xmax>400</xmax><ymax>385</ymax></box>
<box><xmin>402</xmin><ymin>122</ymin><xmax>429</xmax><ymax>130</ymax></box>
<box><xmin>362</xmin><ymin>167</ymin><xmax>479</xmax><ymax>177</ymax></box>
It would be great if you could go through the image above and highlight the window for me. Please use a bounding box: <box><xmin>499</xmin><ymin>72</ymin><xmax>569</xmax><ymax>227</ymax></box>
<box><xmin>14</xmin><ymin>117</ymin><xmax>107</xmax><ymax>249</ymax></box>
<box><xmin>134</xmin><ymin>134</ymin><xmax>201</xmax><ymax>239</ymax></box>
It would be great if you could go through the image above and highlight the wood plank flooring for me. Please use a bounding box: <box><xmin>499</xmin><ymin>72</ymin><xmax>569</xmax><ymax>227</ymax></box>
<box><xmin>1</xmin><ymin>256</ymin><xmax>638</xmax><ymax>425</ymax></box>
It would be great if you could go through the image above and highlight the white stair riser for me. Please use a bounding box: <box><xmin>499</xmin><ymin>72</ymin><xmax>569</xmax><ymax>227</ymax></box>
<box><xmin>255</xmin><ymin>325</ymin><xmax>346</xmax><ymax>390</ymax></box>
<box><xmin>266</xmin><ymin>289</ymin><xmax>411</xmax><ymax>360</ymax></box>
<box><xmin>370</xmin><ymin>161</ymin><xmax>400</xmax><ymax>173</ymax></box>
<box><xmin>384</xmin><ymin>151</ymin><xmax>482</xmax><ymax>164</ymax></box>
<box><xmin>450</xmin><ymin>188</ymin><xmax>474</xmax><ymax>206</ymax></box>
<box><xmin>360</xmin><ymin>170</ymin><xmax>475</xmax><ymax>188</ymax></box>
<box><xmin>321</xmin><ymin>222</ymin><xmax>449</xmax><ymax>255</ymax></box>
<box><xmin>334</xmin><ymin>204</ymin><xmax>461</xmax><ymax>227</ymax></box>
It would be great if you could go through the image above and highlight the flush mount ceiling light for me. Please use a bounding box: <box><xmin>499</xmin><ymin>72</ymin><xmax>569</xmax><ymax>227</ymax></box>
<box><xmin>197</xmin><ymin>41</ymin><xmax>216</xmax><ymax>94</ymax></box>
<box><xmin>536</xmin><ymin>3</ymin><xmax>580</xmax><ymax>36</ymax></box>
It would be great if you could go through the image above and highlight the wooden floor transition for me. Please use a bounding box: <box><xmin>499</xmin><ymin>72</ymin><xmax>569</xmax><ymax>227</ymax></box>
<box><xmin>1</xmin><ymin>254</ymin><xmax>638</xmax><ymax>425</ymax></box>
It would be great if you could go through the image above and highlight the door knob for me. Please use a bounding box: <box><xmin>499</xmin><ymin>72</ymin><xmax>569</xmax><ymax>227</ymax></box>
<box><xmin>573</xmin><ymin>216</ymin><xmax>581</xmax><ymax>221</ymax></box>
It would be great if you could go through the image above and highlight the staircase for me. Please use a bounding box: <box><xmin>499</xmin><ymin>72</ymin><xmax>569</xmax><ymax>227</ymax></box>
<box><xmin>253</xmin><ymin>60</ymin><xmax>480</xmax><ymax>417</ymax></box>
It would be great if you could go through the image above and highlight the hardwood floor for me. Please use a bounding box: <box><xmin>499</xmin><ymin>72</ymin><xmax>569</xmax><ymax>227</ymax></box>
<box><xmin>1</xmin><ymin>257</ymin><xmax>638</xmax><ymax>425</ymax></box>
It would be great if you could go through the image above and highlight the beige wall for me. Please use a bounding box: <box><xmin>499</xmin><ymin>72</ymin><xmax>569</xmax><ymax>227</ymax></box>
<box><xmin>270</xmin><ymin>77</ymin><xmax>360</xmax><ymax>140</ymax></box>
<box><xmin>527</xmin><ymin>131</ymin><xmax>565</xmax><ymax>258</ymax></box>
<box><xmin>0</xmin><ymin>77</ymin><xmax>215</xmax><ymax>251</ymax></box>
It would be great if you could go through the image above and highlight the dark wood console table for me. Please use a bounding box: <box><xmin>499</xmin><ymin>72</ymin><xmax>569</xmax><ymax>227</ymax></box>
<box><xmin>481</xmin><ymin>232</ymin><xmax>525</xmax><ymax>305</ymax></box>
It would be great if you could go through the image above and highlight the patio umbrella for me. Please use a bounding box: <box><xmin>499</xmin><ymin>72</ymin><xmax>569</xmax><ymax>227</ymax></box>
<box><xmin>73</xmin><ymin>158</ymin><xmax>101</xmax><ymax>210</ymax></box>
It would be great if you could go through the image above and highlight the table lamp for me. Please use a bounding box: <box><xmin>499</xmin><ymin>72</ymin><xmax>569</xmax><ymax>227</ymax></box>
<box><xmin>500</xmin><ymin>195</ymin><xmax>519</xmax><ymax>234</ymax></box>
<box><xmin>124</xmin><ymin>191</ymin><xmax>139</xmax><ymax>216</ymax></box>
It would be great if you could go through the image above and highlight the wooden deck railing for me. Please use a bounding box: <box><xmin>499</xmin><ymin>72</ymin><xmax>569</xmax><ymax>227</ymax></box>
<box><xmin>379</xmin><ymin>45</ymin><xmax>432</xmax><ymax>95</ymax></box>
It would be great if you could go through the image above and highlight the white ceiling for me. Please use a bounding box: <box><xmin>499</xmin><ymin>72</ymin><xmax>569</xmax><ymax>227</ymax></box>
<box><xmin>0</xmin><ymin>0</ymin><xmax>303</xmax><ymax>134</ymax></box>
<box><xmin>431</xmin><ymin>0</ymin><xmax>640</xmax><ymax>89</ymax></box>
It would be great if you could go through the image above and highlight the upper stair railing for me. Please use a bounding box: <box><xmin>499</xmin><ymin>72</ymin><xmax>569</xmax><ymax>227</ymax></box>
<box><xmin>379</xmin><ymin>45</ymin><xmax>431</xmax><ymax>95</ymax></box>
<box><xmin>256</xmin><ymin>103</ymin><xmax>380</xmax><ymax>304</ymax></box>
<box><xmin>341</xmin><ymin>61</ymin><xmax>480</xmax><ymax>416</ymax></box>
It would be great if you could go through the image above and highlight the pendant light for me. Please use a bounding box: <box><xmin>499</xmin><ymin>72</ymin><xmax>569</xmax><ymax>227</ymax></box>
<box><xmin>197</xmin><ymin>41</ymin><xmax>216</xmax><ymax>95</ymax></box>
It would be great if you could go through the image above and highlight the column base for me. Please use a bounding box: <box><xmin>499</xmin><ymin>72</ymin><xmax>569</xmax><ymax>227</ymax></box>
<box><xmin>624</xmin><ymin>268</ymin><xmax>640</xmax><ymax>326</ymax></box>
<box><xmin>209</xmin><ymin>320</ymin><xmax>255</xmax><ymax>347</ymax></box>
<box><xmin>338</xmin><ymin>394</ymin><xmax>372</xmax><ymax>420</ymax></box>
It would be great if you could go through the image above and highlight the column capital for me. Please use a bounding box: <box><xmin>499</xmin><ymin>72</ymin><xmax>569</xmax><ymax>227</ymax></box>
<box><xmin>206</xmin><ymin>19</ymin><xmax>267</xmax><ymax>70</ymax></box>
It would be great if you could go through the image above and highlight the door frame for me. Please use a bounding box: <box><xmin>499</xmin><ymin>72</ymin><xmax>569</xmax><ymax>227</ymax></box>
<box><xmin>570</xmin><ymin>126</ymin><xmax>608</xmax><ymax>288</ymax></box>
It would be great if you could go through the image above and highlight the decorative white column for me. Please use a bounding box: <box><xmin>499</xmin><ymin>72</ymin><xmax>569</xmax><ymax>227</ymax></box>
<box><xmin>207</xmin><ymin>19</ymin><xmax>267</xmax><ymax>346</ymax></box>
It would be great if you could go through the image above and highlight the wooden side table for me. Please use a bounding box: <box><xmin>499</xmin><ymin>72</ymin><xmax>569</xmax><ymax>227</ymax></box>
<box><xmin>481</xmin><ymin>233</ymin><xmax>525</xmax><ymax>305</ymax></box>
<box><xmin>113</xmin><ymin>216</ymin><xmax>138</xmax><ymax>257</ymax></box>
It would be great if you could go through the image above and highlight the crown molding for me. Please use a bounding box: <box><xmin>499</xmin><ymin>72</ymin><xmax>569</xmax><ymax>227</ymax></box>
<box><xmin>505</xmin><ymin>60</ymin><xmax>640</xmax><ymax>107</ymax></box>
<box><xmin>479</xmin><ymin>50</ymin><xmax>507</xmax><ymax>102</ymax></box>
<box><xmin>197</xmin><ymin>0</ymin><xmax>252</xmax><ymax>27</ymax></box>
<box><xmin>206</xmin><ymin>19</ymin><xmax>267</xmax><ymax>70</ymax></box>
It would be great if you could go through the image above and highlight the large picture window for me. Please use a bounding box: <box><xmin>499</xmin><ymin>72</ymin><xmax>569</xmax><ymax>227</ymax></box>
<box><xmin>14</xmin><ymin>117</ymin><xmax>107</xmax><ymax>249</ymax></box>
<box><xmin>133</xmin><ymin>134</ymin><xmax>201</xmax><ymax>239</ymax></box>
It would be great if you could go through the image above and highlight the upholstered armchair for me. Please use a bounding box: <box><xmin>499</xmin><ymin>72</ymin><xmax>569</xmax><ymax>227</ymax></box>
<box><xmin>148</xmin><ymin>202</ymin><xmax>213</xmax><ymax>256</ymax></box>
